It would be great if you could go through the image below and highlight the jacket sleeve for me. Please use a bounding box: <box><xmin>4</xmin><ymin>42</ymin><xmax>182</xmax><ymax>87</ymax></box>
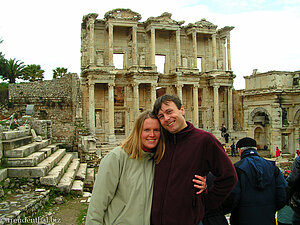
<box><xmin>222</xmin><ymin>167</ymin><xmax>241</xmax><ymax>214</ymax></box>
<box><xmin>85</xmin><ymin>151</ymin><xmax>121</xmax><ymax>225</ymax></box>
<box><xmin>275</xmin><ymin>166</ymin><xmax>288</xmax><ymax>211</ymax></box>
<box><xmin>203</xmin><ymin>135</ymin><xmax>238</xmax><ymax>210</ymax></box>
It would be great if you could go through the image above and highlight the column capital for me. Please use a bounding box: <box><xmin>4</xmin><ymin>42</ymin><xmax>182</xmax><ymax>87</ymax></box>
<box><xmin>151</xmin><ymin>83</ymin><xmax>158</xmax><ymax>88</ymax></box>
<box><xmin>108</xmin><ymin>82</ymin><xmax>115</xmax><ymax>88</ymax></box>
<box><xmin>213</xmin><ymin>84</ymin><xmax>220</xmax><ymax>89</ymax></box>
<box><xmin>106</xmin><ymin>22</ymin><xmax>114</xmax><ymax>30</ymax></box>
<box><xmin>176</xmin><ymin>83</ymin><xmax>183</xmax><ymax>88</ymax></box>
<box><xmin>131</xmin><ymin>83</ymin><xmax>139</xmax><ymax>87</ymax></box>
<box><xmin>88</xmin><ymin>80</ymin><xmax>95</xmax><ymax>86</ymax></box>
<box><xmin>193</xmin><ymin>84</ymin><xmax>200</xmax><ymax>88</ymax></box>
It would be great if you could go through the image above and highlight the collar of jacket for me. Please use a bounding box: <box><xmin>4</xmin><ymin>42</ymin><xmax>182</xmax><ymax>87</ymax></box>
<box><xmin>241</xmin><ymin>148</ymin><xmax>259</xmax><ymax>159</ymax></box>
<box><xmin>164</xmin><ymin>121</ymin><xmax>194</xmax><ymax>144</ymax></box>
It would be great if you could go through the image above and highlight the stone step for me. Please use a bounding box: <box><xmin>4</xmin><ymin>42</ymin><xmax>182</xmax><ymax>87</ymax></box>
<box><xmin>71</xmin><ymin>180</ymin><xmax>84</xmax><ymax>196</ymax></box>
<box><xmin>7</xmin><ymin>149</ymin><xmax>66</xmax><ymax>178</ymax></box>
<box><xmin>57</xmin><ymin>159</ymin><xmax>80</xmax><ymax>193</ymax></box>
<box><xmin>2</xmin><ymin>136</ymin><xmax>33</xmax><ymax>151</ymax></box>
<box><xmin>40</xmin><ymin>153</ymin><xmax>74</xmax><ymax>186</ymax></box>
<box><xmin>84</xmin><ymin>168</ymin><xmax>95</xmax><ymax>192</ymax></box>
<box><xmin>4</xmin><ymin>151</ymin><xmax>47</xmax><ymax>167</ymax></box>
<box><xmin>75</xmin><ymin>163</ymin><xmax>87</xmax><ymax>181</ymax></box>
<box><xmin>1</xmin><ymin>128</ymin><xmax>31</xmax><ymax>140</ymax></box>
<box><xmin>4</xmin><ymin>139</ymin><xmax>50</xmax><ymax>158</ymax></box>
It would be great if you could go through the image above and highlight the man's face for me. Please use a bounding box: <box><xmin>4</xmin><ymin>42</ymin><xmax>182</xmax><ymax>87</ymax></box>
<box><xmin>157</xmin><ymin>101</ymin><xmax>187</xmax><ymax>134</ymax></box>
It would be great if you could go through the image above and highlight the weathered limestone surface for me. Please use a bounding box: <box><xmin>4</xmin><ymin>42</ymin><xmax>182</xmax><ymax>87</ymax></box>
<box><xmin>79</xmin><ymin>9</ymin><xmax>300</xmax><ymax>156</ymax></box>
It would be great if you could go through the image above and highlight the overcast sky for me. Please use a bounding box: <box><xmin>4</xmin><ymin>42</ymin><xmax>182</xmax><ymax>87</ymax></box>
<box><xmin>1</xmin><ymin>0</ymin><xmax>299</xmax><ymax>90</ymax></box>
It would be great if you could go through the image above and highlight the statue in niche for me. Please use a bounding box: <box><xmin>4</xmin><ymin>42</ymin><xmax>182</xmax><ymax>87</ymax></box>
<box><xmin>96</xmin><ymin>111</ymin><xmax>101</xmax><ymax>127</ymax></box>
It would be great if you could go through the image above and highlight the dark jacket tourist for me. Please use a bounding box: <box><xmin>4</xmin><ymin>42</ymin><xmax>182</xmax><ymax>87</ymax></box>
<box><xmin>223</xmin><ymin>137</ymin><xmax>287</xmax><ymax>225</ymax></box>
<box><xmin>287</xmin><ymin>155</ymin><xmax>300</xmax><ymax>224</ymax></box>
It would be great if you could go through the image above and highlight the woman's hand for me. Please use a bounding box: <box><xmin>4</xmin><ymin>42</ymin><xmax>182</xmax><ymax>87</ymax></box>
<box><xmin>193</xmin><ymin>175</ymin><xmax>207</xmax><ymax>195</ymax></box>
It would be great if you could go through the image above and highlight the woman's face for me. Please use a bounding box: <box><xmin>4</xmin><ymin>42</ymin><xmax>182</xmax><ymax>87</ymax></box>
<box><xmin>141</xmin><ymin>118</ymin><xmax>161</xmax><ymax>149</ymax></box>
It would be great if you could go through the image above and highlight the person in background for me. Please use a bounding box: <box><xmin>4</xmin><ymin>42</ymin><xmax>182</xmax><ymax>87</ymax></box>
<box><xmin>223</xmin><ymin>137</ymin><xmax>287</xmax><ymax>225</ymax></box>
<box><xmin>151</xmin><ymin>94</ymin><xmax>237</xmax><ymax>225</ymax></box>
<box><xmin>276</xmin><ymin>146</ymin><xmax>282</xmax><ymax>161</ymax></box>
<box><xmin>287</xmin><ymin>155</ymin><xmax>300</xmax><ymax>225</ymax></box>
<box><xmin>277</xmin><ymin>170</ymin><xmax>293</xmax><ymax>225</ymax></box>
<box><xmin>230</xmin><ymin>142</ymin><xmax>236</xmax><ymax>157</ymax></box>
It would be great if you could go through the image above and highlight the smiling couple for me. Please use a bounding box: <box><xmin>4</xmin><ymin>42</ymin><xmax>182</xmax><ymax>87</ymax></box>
<box><xmin>86</xmin><ymin>94</ymin><xmax>237</xmax><ymax>225</ymax></box>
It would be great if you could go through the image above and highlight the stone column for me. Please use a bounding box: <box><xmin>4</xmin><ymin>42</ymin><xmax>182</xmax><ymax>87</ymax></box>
<box><xmin>227</xmin><ymin>34</ymin><xmax>232</xmax><ymax>71</ymax></box>
<box><xmin>87</xmin><ymin>16</ymin><xmax>97</xmax><ymax>65</ymax></box>
<box><xmin>228</xmin><ymin>87</ymin><xmax>233</xmax><ymax>130</ymax></box>
<box><xmin>193</xmin><ymin>84</ymin><xmax>199</xmax><ymax>127</ymax></box>
<box><xmin>108</xmin><ymin>83</ymin><xmax>115</xmax><ymax>142</ymax></box>
<box><xmin>213</xmin><ymin>85</ymin><xmax>220</xmax><ymax>130</ymax></box>
<box><xmin>176</xmin><ymin>84</ymin><xmax>183</xmax><ymax>101</ymax></box>
<box><xmin>133</xmin><ymin>83</ymin><xmax>139</xmax><ymax>116</ymax></box>
<box><xmin>295</xmin><ymin>127</ymin><xmax>300</xmax><ymax>155</ymax></box>
<box><xmin>151</xmin><ymin>28</ymin><xmax>156</xmax><ymax>67</ymax></box>
<box><xmin>212</xmin><ymin>33</ymin><xmax>217</xmax><ymax>70</ymax></box>
<box><xmin>88</xmin><ymin>81</ymin><xmax>95</xmax><ymax>134</ymax></box>
<box><xmin>124</xmin><ymin>85</ymin><xmax>131</xmax><ymax>137</ymax></box>
<box><xmin>176</xmin><ymin>29</ymin><xmax>181</xmax><ymax>67</ymax></box>
<box><xmin>132</xmin><ymin>25</ymin><xmax>138</xmax><ymax>66</ymax></box>
<box><xmin>192</xmin><ymin>29</ymin><xmax>197</xmax><ymax>68</ymax></box>
<box><xmin>151</xmin><ymin>83</ymin><xmax>157</xmax><ymax>107</ymax></box>
<box><xmin>108</xmin><ymin>23</ymin><xmax>114</xmax><ymax>66</ymax></box>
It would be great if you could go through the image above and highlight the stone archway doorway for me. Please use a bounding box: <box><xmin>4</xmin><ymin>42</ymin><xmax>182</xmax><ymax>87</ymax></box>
<box><xmin>254</xmin><ymin>126</ymin><xmax>266</xmax><ymax>150</ymax></box>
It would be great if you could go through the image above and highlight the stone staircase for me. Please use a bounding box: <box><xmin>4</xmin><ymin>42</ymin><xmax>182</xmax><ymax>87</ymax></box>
<box><xmin>1</xmin><ymin>128</ymin><xmax>92</xmax><ymax>195</ymax></box>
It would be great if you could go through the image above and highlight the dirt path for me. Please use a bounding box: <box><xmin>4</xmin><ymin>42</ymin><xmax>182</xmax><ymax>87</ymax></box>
<box><xmin>40</xmin><ymin>196</ymin><xmax>88</xmax><ymax>225</ymax></box>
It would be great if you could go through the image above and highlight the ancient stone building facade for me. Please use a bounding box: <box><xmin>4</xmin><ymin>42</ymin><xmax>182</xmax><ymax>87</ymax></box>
<box><xmin>242</xmin><ymin>70</ymin><xmax>300</xmax><ymax>155</ymax></box>
<box><xmin>80</xmin><ymin>8</ymin><xmax>235</xmax><ymax>142</ymax></box>
<box><xmin>8</xmin><ymin>73</ymin><xmax>82</xmax><ymax>147</ymax></box>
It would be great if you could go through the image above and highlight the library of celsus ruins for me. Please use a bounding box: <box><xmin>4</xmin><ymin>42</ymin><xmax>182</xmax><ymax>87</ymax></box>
<box><xmin>79</xmin><ymin>8</ymin><xmax>300</xmax><ymax>156</ymax></box>
<box><xmin>80</xmin><ymin>9</ymin><xmax>235</xmax><ymax>140</ymax></box>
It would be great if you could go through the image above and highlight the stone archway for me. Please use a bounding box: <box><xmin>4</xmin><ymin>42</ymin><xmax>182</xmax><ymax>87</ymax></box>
<box><xmin>249</xmin><ymin>107</ymin><xmax>271</xmax><ymax>150</ymax></box>
<box><xmin>249</xmin><ymin>107</ymin><xmax>271</xmax><ymax>125</ymax></box>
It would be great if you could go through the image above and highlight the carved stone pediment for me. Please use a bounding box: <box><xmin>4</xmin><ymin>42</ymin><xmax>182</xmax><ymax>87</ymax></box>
<box><xmin>82</xmin><ymin>13</ymin><xmax>99</xmax><ymax>23</ymax></box>
<box><xmin>186</xmin><ymin>18</ymin><xmax>217</xmax><ymax>29</ymax></box>
<box><xmin>104</xmin><ymin>8</ymin><xmax>141</xmax><ymax>21</ymax></box>
<box><xmin>145</xmin><ymin>12</ymin><xmax>185</xmax><ymax>26</ymax></box>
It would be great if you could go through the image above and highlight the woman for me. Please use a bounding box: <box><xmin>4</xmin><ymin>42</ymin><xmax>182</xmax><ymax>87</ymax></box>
<box><xmin>86</xmin><ymin>110</ymin><xmax>164</xmax><ymax>225</ymax></box>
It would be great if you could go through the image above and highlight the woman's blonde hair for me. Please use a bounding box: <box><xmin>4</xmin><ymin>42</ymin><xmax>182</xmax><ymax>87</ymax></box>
<box><xmin>121</xmin><ymin>110</ymin><xmax>165</xmax><ymax>164</ymax></box>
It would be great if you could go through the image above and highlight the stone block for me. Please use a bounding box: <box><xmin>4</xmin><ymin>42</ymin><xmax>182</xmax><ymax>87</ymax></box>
<box><xmin>57</xmin><ymin>159</ymin><xmax>80</xmax><ymax>193</ymax></box>
<box><xmin>4</xmin><ymin>139</ymin><xmax>50</xmax><ymax>158</ymax></box>
<box><xmin>0</xmin><ymin>169</ymin><xmax>7</xmax><ymax>183</ymax></box>
<box><xmin>71</xmin><ymin>180</ymin><xmax>84</xmax><ymax>196</ymax></box>
<box><xmin>40</xmin><ymin>153</ymin><xmax>73</xmax><ymax>186</ymax></box>
<box><xmin>75</xmin><ymin>163</ymin><xmax>87</xmax><ymax>181</ymax></box>
<box><xmin>2</xmin><ymin>136</ymin><xmax>33</xmax><ymax>151</ymax></box>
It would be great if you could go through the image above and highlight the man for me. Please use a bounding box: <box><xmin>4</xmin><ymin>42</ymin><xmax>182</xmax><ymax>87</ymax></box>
<box><xmin>151</xmin><ymin>94</ymin><xmax>238</xmax><ymax>225</ymax></box>
<box><xmin>223</xmin><ymin>137</ymin><xmax>287</xmax><ymax>225</ymax></box>
<box><xmin>230</xmin><ymin>142</ymin><xmax>236</xmax><ymax>157</ymax></box>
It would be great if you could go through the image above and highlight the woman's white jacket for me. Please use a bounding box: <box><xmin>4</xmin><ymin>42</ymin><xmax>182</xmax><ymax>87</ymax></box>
<box><xmin>86</xmin><ymin>146</ymin><xmax>155</xmax><ymax>225</ymax></box>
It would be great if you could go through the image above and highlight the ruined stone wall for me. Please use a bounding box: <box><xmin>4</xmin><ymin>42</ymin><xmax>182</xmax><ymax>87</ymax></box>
<box><xmin>8</xmin><ymin>74</ymin><xmax>82</xmax><ymax>148</ymax></box>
